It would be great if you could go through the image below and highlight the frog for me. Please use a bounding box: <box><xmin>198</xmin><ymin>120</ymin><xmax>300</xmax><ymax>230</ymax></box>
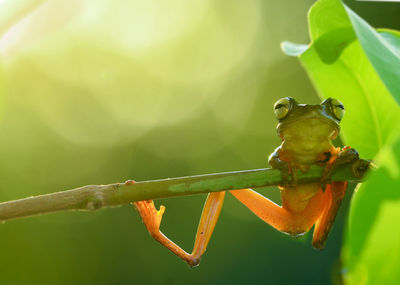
<box><xmin>131</xmin><ymin>97</ymin><xmax>359</xmax><ymax>267</ymax></box>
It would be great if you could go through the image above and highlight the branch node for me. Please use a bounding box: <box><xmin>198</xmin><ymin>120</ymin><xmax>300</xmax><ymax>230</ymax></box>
<box><xmin>352</xmin><ymin>159</ymin><xmax>372</xmax><ymax>178</ymax></box>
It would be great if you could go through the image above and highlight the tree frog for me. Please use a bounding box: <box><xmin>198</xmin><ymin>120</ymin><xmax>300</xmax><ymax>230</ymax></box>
<box><xmin>130</xmin><ymin>97</ymin><xmax>359</xmax><ymax>267</ymax></box>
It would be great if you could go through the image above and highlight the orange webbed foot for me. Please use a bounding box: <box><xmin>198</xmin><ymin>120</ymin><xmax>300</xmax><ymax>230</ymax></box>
<box><xmin>320</xmin><ymin>146</ymin><xmax>359</xmax><ymax>190</ymax></box>
<box><xmin>133</xmin><ymin>200</ymin><xmax>165</xmax><ymax>236</ymax></box>
<box><xmin>126</xmin><ymin>180</ymin><xmax>167</xmax><ymax>236</ymax></box>
<box><xmin>129</xmin><ymin>177</ymin><xmax>225</xmax><ymax>267</ymax></box>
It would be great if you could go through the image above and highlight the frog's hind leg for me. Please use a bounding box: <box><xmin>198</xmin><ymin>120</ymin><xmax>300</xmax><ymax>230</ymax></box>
<box><xmin>312</xmin><ymin>181</ymin><xmax>347</xmax><ymax>249</ymax></box>
<box><xmin>230</xmin><ymin>189</ymin><xmax>291</xmax><ymax>232</ymax></box>
<box><xmin>230</xmin><ymin>188</ymin><xmax>325</xmax><ymax>236</ymax></box>
<box><xmin>132</xmin><ymin>183</ymin><xmax>225</xmax><ymax>267</ymax></box>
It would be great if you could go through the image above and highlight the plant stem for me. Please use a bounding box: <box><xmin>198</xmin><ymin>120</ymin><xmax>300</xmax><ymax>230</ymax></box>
<box><xmin>0</xmin><ymin>159</ymin><xmax>370</xmax><ymax>222</ymax></box>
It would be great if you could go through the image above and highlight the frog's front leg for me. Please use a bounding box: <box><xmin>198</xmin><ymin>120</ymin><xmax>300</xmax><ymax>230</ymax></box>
<box><xmin>268</xmin><ymin>146</ymin><xmax>297</xmax><ymax>186</ymax></box>
<box><xmin>128</xmin><ymin>180</ymin><xmax>225</xmax><ymax>267</ymax></box>
<box><xmin>320</xmin><ymin>146</ymin><xmax>359</xmax><ymax>190</ymax></box>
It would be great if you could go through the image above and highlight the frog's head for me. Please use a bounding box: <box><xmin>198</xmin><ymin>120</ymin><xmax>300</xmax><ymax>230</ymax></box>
<box><xmin>273</xmin><ymin>97</ymin><xmax>345</xmax><ymax>140</ymax></box>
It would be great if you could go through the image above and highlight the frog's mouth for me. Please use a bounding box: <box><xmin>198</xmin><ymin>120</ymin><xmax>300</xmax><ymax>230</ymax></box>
<box><xmin>277</xmin><ymin>115</ymin><xmax>340</xmax><ymax>137</ymax></box>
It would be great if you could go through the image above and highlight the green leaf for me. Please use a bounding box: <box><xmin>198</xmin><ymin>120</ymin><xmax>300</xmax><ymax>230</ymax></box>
<box><xmin>281</xmin><ymin>0</ymin><xmax>400</xmax><ymax>158</ymax></box>
<box><xmin>379</xmin><ymin>29</ymin><xmax>400</xmax><ymax>57</ymax></box>
<box><xmin>345</xmin><ymin>7</ymin><xmax>400</xmax><ymax>105</ymax></box>
<box><xmin>343</xmin><ymin>134</ymin><xmax>400</xmax><ymax>284</ymax></box>
<box><xmin>300</xmin><ymin>40</ymin><xmax>400</xmax><ymax>159</ymax></box>
<box><xmin>281</xmin><ymin>0</ymin><xmax>356</xmax><ymax>62</ymax></box>
<box><xmin>282</xmin><ymin>0</ymin><xmax>400</xmax><ymax>106</ymax></box>
<box><xmin>308</xmin><ymin>0</ymin><xmax>355</xmax><ymax>63</ymax></box>
<box><xmin>282</xmin><ymin>0</ymin><xmax>400</xmax><ymax>283</ymax></box>
<box><xmin>280</xmin><ymin>41</ymin><xmax>308</xmax><ymax>57</ymax></box>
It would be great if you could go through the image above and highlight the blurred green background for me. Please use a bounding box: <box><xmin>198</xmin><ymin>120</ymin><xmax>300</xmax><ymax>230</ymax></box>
<box><xmin>0</xmin><ymin>0</ymin><xmax>398</xmax><ymax>284</ymax></box>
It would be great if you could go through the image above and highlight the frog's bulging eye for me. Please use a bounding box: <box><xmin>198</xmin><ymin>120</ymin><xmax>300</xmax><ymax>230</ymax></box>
<box><xmin>330</xmin><ymin>99</ymin><xmax>345</xmax><ymax>120</ymax></box>
<box><xmin>274</xmin><ymin>97</ymin><xmax>293</xmax><ymax>120</ymax></box>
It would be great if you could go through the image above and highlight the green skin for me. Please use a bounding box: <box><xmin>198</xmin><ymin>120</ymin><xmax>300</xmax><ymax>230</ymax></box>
<box><xmin>268</xmin><ymin>97</ymin><xmax>358</xmax><ymax>187</ymax></box>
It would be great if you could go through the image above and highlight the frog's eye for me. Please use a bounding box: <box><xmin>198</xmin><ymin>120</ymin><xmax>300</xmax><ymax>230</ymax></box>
<box><xmin>330</xmin><ymin>98</ymin><xmax>345</xmax><ymax>120</ymax></box>
<box><xmin>274</xmin><ymin>97</ymin><xmax>293</xmax><ymax>120</ymax></box>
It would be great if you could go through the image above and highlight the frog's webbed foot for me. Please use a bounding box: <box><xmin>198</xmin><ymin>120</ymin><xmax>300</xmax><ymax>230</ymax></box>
<box><xmin>268</xmin><ymin>148</ymin><xmax>297</xmax><ymax>187</ymax></box>
<box><xmin>128</xmin><ymin>179</ymin><xmax>226</xmax><ymax>267</ymax></box>
<box><xmin>320</xmin><ymin>146</ymin><xmax>359</xmax><ymax>190</ymax></box>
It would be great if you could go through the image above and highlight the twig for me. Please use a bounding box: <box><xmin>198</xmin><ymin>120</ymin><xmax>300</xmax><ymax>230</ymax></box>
<box><xmin>0</xmin><ymin>159</ymin><xmax>371</xmax><ymax>222</ymax></box>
